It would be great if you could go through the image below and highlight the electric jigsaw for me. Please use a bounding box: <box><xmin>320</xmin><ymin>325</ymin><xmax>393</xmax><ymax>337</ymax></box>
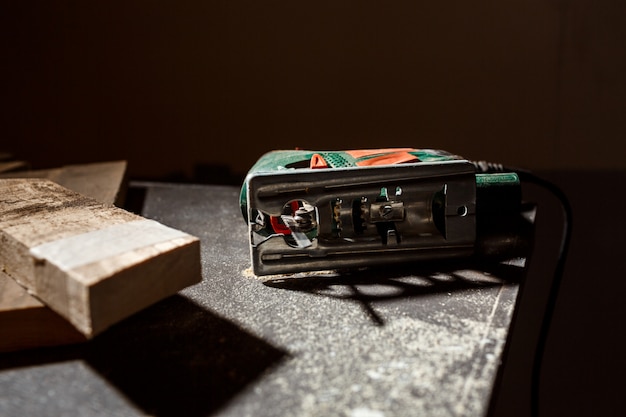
<box><xmin>240</xmin><ymin>148</ymin><xmax>530</xmax><ymax>276</ymax></box>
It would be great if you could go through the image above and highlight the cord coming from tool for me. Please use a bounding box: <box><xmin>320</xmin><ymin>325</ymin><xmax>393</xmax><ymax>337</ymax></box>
<box><xmin>472</xmin><ymin>160</ymin><xmax>573</xmax><ymax>417</ymax></box>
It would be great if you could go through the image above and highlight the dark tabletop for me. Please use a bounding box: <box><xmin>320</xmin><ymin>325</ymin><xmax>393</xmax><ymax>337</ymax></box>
<box><xmin>0</xmin><ymin>181</ymin><xmax>526</xmax><ymax>417</ymax></box>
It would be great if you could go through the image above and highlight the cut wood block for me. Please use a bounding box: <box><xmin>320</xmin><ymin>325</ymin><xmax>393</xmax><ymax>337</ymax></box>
<box><xmin>0</xmin><ymin>160</ymin><xmax>129</xmax><ymax>351</ymax></box>
<box><xmin>0</xmin><ymin>178</ymin><xmax>202</xmax><ymax>337</ymax></box>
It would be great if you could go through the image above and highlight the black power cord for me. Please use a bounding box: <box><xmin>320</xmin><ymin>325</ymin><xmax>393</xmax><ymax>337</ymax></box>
<box><xmin>472</xmin><ymin>161</ymin><xmax>573</xmax><ymax>417</ymax></box>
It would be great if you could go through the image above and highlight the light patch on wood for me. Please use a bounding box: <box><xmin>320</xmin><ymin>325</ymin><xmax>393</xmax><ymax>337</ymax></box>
<box><xmin>30</xmin><ymin>219</ymin><xmax>189</xmax><ymax>272</ymax></box>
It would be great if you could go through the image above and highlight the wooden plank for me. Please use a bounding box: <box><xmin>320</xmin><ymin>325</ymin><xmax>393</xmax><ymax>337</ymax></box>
<box><xmin>0</xmin><ymin>152</ymin><xmax>29</xmax><ymax>173</ymax></box>
<box><xmin>0</xmin><ymin>178</ymin><xmax>202</xmax><ymax>337</ymax></box>
<box><xmin>0</xmin><ymin>160</ymin><xmax>29</xmax><ymax>173</ymax></box>
<box><xmin>0</xmin><ymin>160</ymin><xmax>128</xmax><ymax>206</ymax></box>
<box><xmin>0</xmin><ymin>161</ymin><xmax>129</xmax><ymax>351</ymax></box>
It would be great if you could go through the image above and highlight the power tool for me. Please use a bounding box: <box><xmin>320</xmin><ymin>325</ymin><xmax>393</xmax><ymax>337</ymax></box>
<box><xmin>240</xmin><ymin>148</ymin><xmax>531</xmax><ymax>276</ymax></box>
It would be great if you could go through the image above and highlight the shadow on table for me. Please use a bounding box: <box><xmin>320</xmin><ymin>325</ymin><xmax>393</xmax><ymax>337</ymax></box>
<box><xmin>264</xmin><ymin>258</ymin><xmax>526</xmax><ymax>326</ymax></box>
<box><xmin>0</xmin><ymin>295</ymin><xmax>288</xmax><ymax>417</ymax></box>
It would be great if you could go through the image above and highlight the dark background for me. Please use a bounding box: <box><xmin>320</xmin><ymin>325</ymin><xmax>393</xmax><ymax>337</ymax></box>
<box><xmin>3</xmin><ymin>1</ymin><xmax>626</xmax><ymax>181</ymax></box>
<box><xmin>2</xmin><ymin>1</ymin><xmax>625</xmax><ymax>416</ymax></box>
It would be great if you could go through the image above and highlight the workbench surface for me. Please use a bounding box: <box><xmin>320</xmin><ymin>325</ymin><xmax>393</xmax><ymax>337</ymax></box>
<box><xmin>0</xmin><ymin>182</ymin><xmax>525</xmax><ymax>417</ymax></box>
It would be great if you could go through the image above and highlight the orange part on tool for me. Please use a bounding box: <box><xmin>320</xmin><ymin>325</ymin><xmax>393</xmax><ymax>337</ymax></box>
<box><xmin>352</xmin><ymin>150</ymin><xmax>420</xmax><ymax>166</ymax></box>
<box><xmin>345</xmin><ymin>148</ymin><xmax>417</xmax><ymax>159</ymax></box>
<box><xmin>310</xmin><ymin>154</ymin><xmax>329</xmax><ymax>169</ymax></box>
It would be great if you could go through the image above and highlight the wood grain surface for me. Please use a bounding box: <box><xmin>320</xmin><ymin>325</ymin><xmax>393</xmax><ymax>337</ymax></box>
<box><xmin>0</xmin><ymin>178</ymin><xmax>201</xmax><ymax>339</ymax></box>
<box><xmin>0</xmin><ymin>161</ymin><xmax>128</xmax><ymax>351</ymax></box>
